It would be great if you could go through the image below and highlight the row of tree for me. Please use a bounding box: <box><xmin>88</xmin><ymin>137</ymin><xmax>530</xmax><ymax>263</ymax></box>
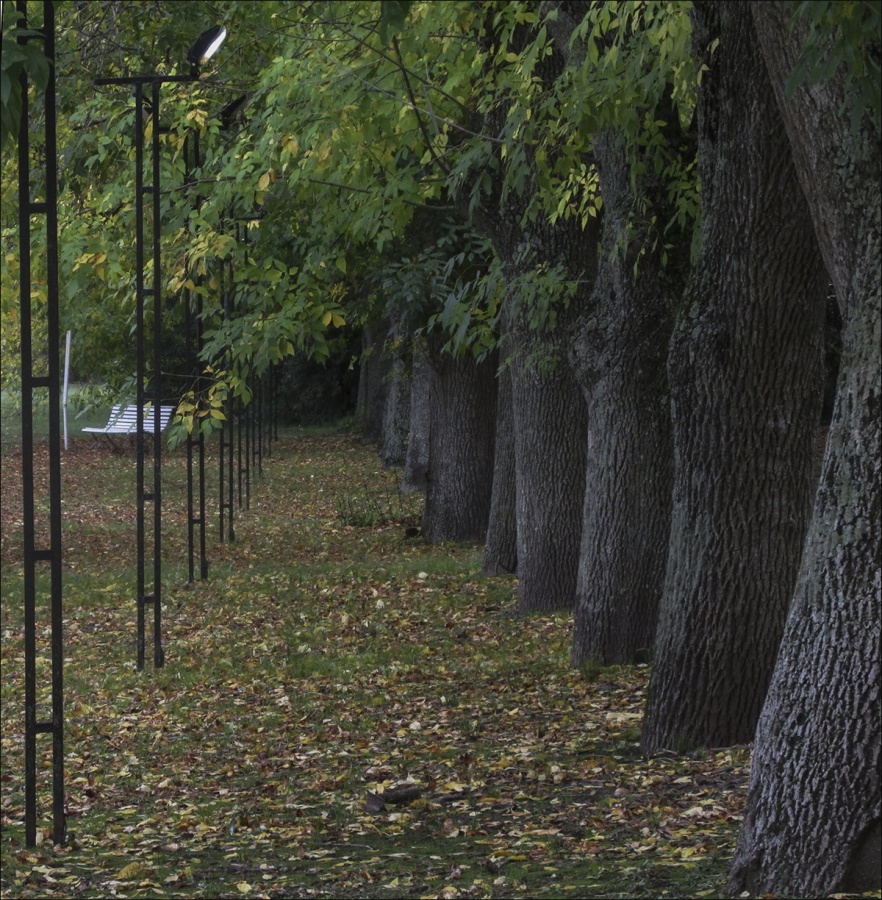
<box><xmin>1</xmin><ymin>1</ymin><xmax>878</xmax><ymax>894</ymax></box>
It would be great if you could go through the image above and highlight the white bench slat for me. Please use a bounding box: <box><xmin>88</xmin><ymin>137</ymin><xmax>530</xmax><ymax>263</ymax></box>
<box><xmin>82</xmin><ymin>404</ymin><xmax>175</xmax><ymax>437</ymax></box>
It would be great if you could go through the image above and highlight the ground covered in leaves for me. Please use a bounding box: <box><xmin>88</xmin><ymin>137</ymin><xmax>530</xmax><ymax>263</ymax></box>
<box><xmin>2</xmin><ymin>428</ymin><xmax>752</xmax><ymax>898</ymax></box>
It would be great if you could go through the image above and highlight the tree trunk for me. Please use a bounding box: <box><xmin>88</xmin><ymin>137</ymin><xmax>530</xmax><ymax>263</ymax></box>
<box><xmin>570</xmin><ymin>127</ymin><xmax>678</xmax><ymax>667</ymax></box>
<box><xmin>422</xmin><ymin>342</ymin><xmax>497</xmax><ymax>543</ymax></box>
<box><xmin>641</xmin><ymin>1</ymin><xmax>827</xmax><ymax>753</ymax></box>
<box><xmin>509</xmin><ymin>308</ymin><xmax>587</xmax><ymax>613</ymax></box>
<box><xmin>402</xmin><ymin>341</ymin><xmax>430</xmax><ymax>493</ymax></box>
<box><xmin>727</xmin><ymin>4</ymin><xmax>881</xmax><ymax>895</ymax></box>
<box><xmin>380</xmin><ymin>346</ymin><xmax>410</xmax><ymax>467</ymax></box>
<box><xmin>464</xmin><ymin>9</ymin><xmax>596</xmax><ymax>614</ymax></box>
<box><xmin>476</xmin><ymin>211</ymin><xmax>596</xmax><ymax>613</ymax></box>
<box><xmin>482</xmin><ymin>356</ymin><xmax>517</xmax><ymax>575</ymax></box>
<box><xmin>356</xmin><ymin>319</ymin><xmax>391</xmax><ymax>445</ymax></box>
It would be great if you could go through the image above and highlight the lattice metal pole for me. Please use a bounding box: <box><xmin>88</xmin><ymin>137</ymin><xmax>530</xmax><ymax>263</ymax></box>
<box><xmin>218</xmin><ymin>239</ymin><xmax>235</xmax><ymax>542</ymax></box>
<box><xmin>255</xmin><ymin>374</ymin><xmax>264</xmax><ymax>477</ymax></box>
<box><xmin>149</xmin><ymin>78</ymin><xmax>164</xmax><ymax>669</ymax></box>
<box><xmin>241</xmin><ymin>396</ymin><xmax>251</xmax><ymax>512</ymax></box>
<box><xmin>94</xmin><ymin>27</ymin><xmax>228</xmax><ymax>644</ymax></box>
<box><xmin>133</xmin><ymin>82</ymin><xmax>148</xmax><ymax>670</ymax></box>
<box><xmin>266</xmin><ymin>363</ymin><xmax>277</xmax><ymax>456</ymax></box>
<box><xmin>129</xmin><ymin>78</ymin><xmax>165</xmax><ymax>670</ymax></box>
<box><xmin>236</xmin><ymin>394</ymin><xmax>244</xmax><ymax>510</ymax></box>
<box><xmin>18</xmin><ymin>0</ymin><xmax>65</xmax><ymax>849</ymax></box>
<box><xmin>184</xmin><ymin>129</ymin><xmax>209</xmax><ymax>581</ymax></box>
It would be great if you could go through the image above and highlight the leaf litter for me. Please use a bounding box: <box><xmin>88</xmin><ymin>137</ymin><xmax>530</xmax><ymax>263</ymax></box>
<box><xmin>1</xmin><ymin>432</ymin><xmax>755</xmax><ymax>898</ymax></box>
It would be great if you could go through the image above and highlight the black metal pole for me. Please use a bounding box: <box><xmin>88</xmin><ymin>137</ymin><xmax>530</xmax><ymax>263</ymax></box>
<box><xmin>218</xmin><ymin>250</ymin><xmax>226</xmax><ymax>541</ymax></box>
<box><xmin>150</xmin><ymin>78</ymin><xmax>164</xmax><ymax>668</ymax></box>
<box><xmin>237</xmin><ymin>395</ymin><xmax>244</xmax><ymax>510</ymax></box>
<box><xmin>135</xmin><ymin>82</ymin><xmax>147</xmax><ymax>671</ymax></box>
<box><xmin>43</xmin><ymin>1</ymin><xmax>65</xmax><ymax>845</ymax></box>
<box><xmin>18</xmin><ymin>9</ymin><xmax>38</xmax><ymax>846</ymax></box>
<box><xmin>184</xmin><ymin>129</ymin><xmax>209</xmax><ymax>580</ymax></box>
<box><xmin>218</xmin><ymin>240</ymin><xmax>234</xmax><ymax>542</ymax></box>
<box><xmin>195</xmin><ymin>127</ymin><xmax>208</xmax><ymax>577</ymax></box>
<box><xmin>256</xmin><ymin>374</ymin><xmax>264</xmax><ymax>477</ymax></box>
<box><xmin>93</xmin><ymin>35</ymin><xmax>228</xmax><ymax>654</ymax></box>
<box><xmin>18</xmin><ymin>0</ymin><xmax>65</xmax><ymax>848</ymax></box>
<box><xmin>239</xmin><ymin>396</ymin><xmax>254</xmax><ymax>509</ymax></box>
<box><xmin>184</xmin><ymin>131</ymin><xmax>196</xmax><ymax>583</ymax></box>
<box><xmin>226</xmin><ymin>253</ymin><xmax>235</xmax><ymax>540</ymax></box>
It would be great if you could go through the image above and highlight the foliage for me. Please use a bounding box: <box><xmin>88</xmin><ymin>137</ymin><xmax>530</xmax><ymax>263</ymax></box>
<box><xmin>786</xmin><ymin>0</ymin><xmax>882</xmax><ymax>132</ymax></box>
<box><xmin>7</xmin><ymin>0</ymin><xmax>877</xmax><ymax>416</ymax></box>
<box><xmin>272</xmin><ymin>337</ymin><xmax>360</xmax><ymax>427</ymax></box>
<box><xmin>3</xmin><ymin>1</ymin><xmax>705</xmax><ymax>413</ymax></box>
<box><xmin>1</xmin><ymin>431</ymin><xmax>751</xmax><ymax>898</ymax></box>
<box><xmin>0</xmin><ymin>3</ymin><xmax>50</xmax><ymax>150</ymax></box>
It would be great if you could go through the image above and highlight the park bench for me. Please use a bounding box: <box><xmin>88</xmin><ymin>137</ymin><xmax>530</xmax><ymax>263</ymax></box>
<box><xmin>82</xmin><ymin>403</ymin><xmax>175</xmax><ymax>449</ymax></box>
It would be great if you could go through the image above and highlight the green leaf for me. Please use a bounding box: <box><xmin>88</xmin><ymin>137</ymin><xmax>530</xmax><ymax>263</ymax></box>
<box><xmin>379</xmin><ymin>0</ymin><xmax>413</xmax><ymax>44</ymax></box>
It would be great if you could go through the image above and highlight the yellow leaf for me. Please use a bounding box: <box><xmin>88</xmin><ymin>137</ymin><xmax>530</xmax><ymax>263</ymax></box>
<box><xmin>321</xmin><ymin>311</ymin><xmax>333</xmax><ymax>326</ymax></box>
<box><xmin>258</xmin><ymin>172</ymin><xmax>271</xmax><ymax>192</ymax></box>
<box><xmin>236</xmin><ymin>882</ymin><xmax>253</xmax><ymax>894</ymax></box>
<box><xmin>118</xmin><ymin>862</ymin><xmax>146</xmax><ymax>880</ymax></box>
<box><xmin>209</xmin><ymin>409</ymin><xmax>226</xmax><ymax>420</ymax></box>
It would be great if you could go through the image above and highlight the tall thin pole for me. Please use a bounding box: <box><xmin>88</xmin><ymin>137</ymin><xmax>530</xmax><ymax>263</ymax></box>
<box><xmin>62</xmin><ymin>331</ymin><xmax>71</xmax><ymax>451</ymax></box>
<box><xmin>18</xmin><ymin>0</ymin><xmax>65</xmax><ymax>848</ymax></box>
<box><xmin>150</xmin><ymin>78</ymin><xmax>164</xmax><ymax>668</ymax></box>
<box><xmin>134</xmin><ymin>81</ymin><xmax>147</xmax><ymax>670</ymax></box>
<box><xmin>93</xmin><ymin>32</ymin><xmax>228</xmax><ymax>661</ymax></box>
<box><xmin>184</xmin><ymin>129</ymin><xmax>209</xmax><ymax>581</ymax></box>
<box><xmin>134</xmin><ymin>79</ymin><xmax>165</xmax><ymax>669</ymax></box>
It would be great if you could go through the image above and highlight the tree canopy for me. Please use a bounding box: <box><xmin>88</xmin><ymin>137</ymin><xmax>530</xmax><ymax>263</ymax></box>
<box><xmin>2</xmin><ymin>1</ymin><xmax>706</xmax><ymax>431</ymax></box>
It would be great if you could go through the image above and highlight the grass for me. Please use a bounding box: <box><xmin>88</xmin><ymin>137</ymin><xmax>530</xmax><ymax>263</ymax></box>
<box><xmin>0</xmin><ymin>386</ymin><xmax>122</xmax><ymax>450</ymax></box>
<box><xmin>0</xmin><ymin>424</ymin><xmax>756</xmax><ymax>898</ymax></box>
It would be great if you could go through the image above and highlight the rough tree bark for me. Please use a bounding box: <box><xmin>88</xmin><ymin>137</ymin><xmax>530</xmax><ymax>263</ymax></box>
<box><xmin>570</xmin><ymin>126</ymin><xmax>679</xmax><ymax>667</ymax></box>
<box><xmin>466</xmin><ymin>4</ymin><xmax>596</xmax><ymax>614</ymax></box>
<box><xmin>475</xmin><ymin>232</ymin><xmax>592</xmax><ymax>615</ymax></box>
<box><xmin>356</xmin><ymin>318</ymin><xmax>392</xmax><ymax>445</ymax></box>
<box><xmin>380</xmin><ymin>345</ymin><xmax>410</xmax><ymax>467</ymax></box>
<box><xmin>508</xmin><ymin>277</ymin><xmax>589</xmax><ymax>614</ymax></box>
<box><xmin>401</xmin><ymin>341</ymin><xmax>430</xmax><ymax>492</ymax></box>
<box><xmin>421</xmin><ymin>341</ymin><xmax>497</xmax><ymax>543</ymax></box>
<box><xmin>727</xmin><ymin>4</ymin><xmax>881</xmax><ymax>895</ymax></box>
<box><xmin>482</xmin><ymin>349</ymin><xmax>517</xmax><ymax>575</ymax></box>
<box><xmin>640</xmin><ymin>1</ymin><xmax>827</xmax><ymax>753</ymax></box>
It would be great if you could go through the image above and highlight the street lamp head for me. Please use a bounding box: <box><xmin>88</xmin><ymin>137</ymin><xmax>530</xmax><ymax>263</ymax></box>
<box><xmin>187</xmin><ymin>25</ymin><xmax>227</xmax><ymax>73</ymax></box>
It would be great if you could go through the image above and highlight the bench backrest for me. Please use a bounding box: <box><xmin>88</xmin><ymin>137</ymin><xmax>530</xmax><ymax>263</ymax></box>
<box><xmin>100</xmin><ymin>404</ymin><xmax>174</xmax><ymax>434</ymax></box>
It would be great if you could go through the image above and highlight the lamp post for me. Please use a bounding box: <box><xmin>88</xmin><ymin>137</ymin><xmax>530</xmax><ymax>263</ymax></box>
<box><xmin>183</xmin><ymin>127</ymin><xmax>210</xmax><ymax>582</ymax></box>
<box><xmin>17</xmin><ymin>0</ymin><xmax>65</xmax><ymax>850</ymax></box>
<box><xmin>95</xmin><ymin>25</ymin><xmax>226</xmax><ymax>670</ymax></box>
